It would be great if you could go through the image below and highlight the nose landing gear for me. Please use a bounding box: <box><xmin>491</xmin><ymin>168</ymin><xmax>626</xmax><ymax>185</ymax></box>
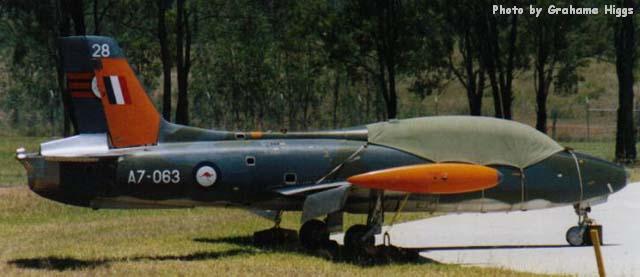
<box><xmin>566</xmin><ymin>205</ymin><xmax>603</xmax><ymax>246</ymax></box>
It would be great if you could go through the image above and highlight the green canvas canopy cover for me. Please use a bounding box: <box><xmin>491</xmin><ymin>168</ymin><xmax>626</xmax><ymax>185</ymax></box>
<box><xmin>367</xmin><ymin>116</ymin><xmax>564</xmax><ymax>168</ymax></box>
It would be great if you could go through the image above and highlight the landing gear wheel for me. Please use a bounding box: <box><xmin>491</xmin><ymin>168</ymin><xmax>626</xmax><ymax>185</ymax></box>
<box><xmin>299</xmin><ymin>219</ymin><xmax>329</xmax><ymax>250</ymax></box>
<box><xmin>566</xmin><ymin>225</ymin><xmax>588</xmax><ymax>246</ymax></box>
<box><xmin>568</xmin><ymin>204</ymin><xmax>604</xmax><ymax>246</ymax></box>
<box><xmin>344</xmin><ymin>224</ymin><xmax>375</xmax><ymax>256</ymax></box>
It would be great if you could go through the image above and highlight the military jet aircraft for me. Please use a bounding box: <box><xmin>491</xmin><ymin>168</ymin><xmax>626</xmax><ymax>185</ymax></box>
<box><xmin>16</xmin><ymin>36</ymin><xmax>628</xmax><ymax>255</ymax></box>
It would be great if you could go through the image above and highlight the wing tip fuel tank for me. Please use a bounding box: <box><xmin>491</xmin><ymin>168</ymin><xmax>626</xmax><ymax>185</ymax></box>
<box><xmin>347</xmin><ymin>163</ymin><xmax>501</xmax><ymax>194</ymax></box>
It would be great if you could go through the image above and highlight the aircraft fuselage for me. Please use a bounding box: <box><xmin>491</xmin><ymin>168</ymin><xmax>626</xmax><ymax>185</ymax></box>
<box><xmin>20</xmin><ymin>136</ymin><xmax>627</xmax><ymax>214</ymax></box>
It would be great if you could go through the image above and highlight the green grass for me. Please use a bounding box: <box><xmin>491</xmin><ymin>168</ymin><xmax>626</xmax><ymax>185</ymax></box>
<box><xmin>0</xmin><ymin>136</ymin><xmax>48</xmax><ymax>186</ymax></box>
<box><xmin>0</xmin><ymin>136</ymin><xmax>632</xmax><ymax>276</ymax></box>
<box><xmin>0</xmin><ymin>187</ymin><xmax>546</xmax><ymax>276</ymax></box>
<box><xmin>561</xmin><ymin>141</ymin><xmax>616</xmax><ymax>161</ymax></box>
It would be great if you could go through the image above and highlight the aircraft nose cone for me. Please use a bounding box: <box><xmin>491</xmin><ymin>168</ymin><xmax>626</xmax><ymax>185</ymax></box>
<box><xmin>604</xmin><ymin>161</ymin><xmax>629</xmax><ymax>194</ymax></box>
<box><xmin>597</xmin><ymin>159</ymin><xmax>626</xmax><ymax>193</ymax></box>
<box><xmin>573</xmin><ymin>152</ymin><xmax>627</xmax><ymax>199</ymax></box>
<box><xmin>612</xmin><ymin>165</ymin><xmax>629</xmax><ymax>193</ymax></box>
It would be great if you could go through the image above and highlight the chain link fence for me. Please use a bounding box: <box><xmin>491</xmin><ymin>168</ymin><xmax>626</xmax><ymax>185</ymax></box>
<box><xmin>549</xmin><ymin>100</ymin><xmax>639</xmax><ymax>141</ymax></box>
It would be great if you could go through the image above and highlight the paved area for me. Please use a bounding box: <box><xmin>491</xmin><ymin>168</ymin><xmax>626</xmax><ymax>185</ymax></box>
<box><xmin>335</xmin><ymin>182</ymin><xmax>640</xmax><ymax>276</ymax></box>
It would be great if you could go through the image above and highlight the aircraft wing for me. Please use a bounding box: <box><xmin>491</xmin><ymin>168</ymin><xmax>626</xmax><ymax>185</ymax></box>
<box><xmin>272</xmin><ymin>181</ymin><xmax>350</xmax><ymax>196</ymax></box>
<box><xmin>287</xmin><ymin>163</ymin><xmax>502</xmax><ymax>225</ymax></box>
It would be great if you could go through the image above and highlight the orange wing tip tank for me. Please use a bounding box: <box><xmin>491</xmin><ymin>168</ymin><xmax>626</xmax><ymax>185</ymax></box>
<box><xmin>347</xmin><ymin>163</ymin><xmax>502</xmax><ymax>194</ymax></box>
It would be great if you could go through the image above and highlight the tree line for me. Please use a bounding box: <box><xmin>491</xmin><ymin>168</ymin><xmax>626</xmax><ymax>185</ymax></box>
<box><xmin>0</xmin><ymin>0</ymin><xmax>636</xmax><ymax>163</ymax></box>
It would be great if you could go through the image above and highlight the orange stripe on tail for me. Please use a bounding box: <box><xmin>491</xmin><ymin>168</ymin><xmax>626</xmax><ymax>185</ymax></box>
<box><xmin>95</xmin><ymin>58</ymin><xmax>160</xmax><ymax>147</ymax></box>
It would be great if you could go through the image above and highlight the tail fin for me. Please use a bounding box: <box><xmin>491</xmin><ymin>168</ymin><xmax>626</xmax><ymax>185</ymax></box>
<box><xmin>60</xmin><ymin>36</ymin><xmax>161</xmax><ymax>148</ymax></box>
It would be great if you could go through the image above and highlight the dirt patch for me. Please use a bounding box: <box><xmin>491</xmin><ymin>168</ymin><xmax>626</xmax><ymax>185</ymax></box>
<box><xmin>0</xmin><ymin>186</ymin><xmax>28</xmax><ymax>196</ymax></box>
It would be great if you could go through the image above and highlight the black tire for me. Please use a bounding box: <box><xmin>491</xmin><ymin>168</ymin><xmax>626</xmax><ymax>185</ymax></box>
<box><xmin>344</xmin><ymin>224</ymin><xmax>374</xmax><ymax>256</ymax></box>
<box><xmin>299</xmin><ymin>219</ymin><xmax>329</xmax><ymax>250</ymax></box>
<box><xmin>566</xmin><ymin>225</ymin><xmax>587</xmax><ymax>246</ymax></box>
<box><xmin>324</xmin><ymin>240</ymin><xmax>340</xmax><ymax>258</ymax></box>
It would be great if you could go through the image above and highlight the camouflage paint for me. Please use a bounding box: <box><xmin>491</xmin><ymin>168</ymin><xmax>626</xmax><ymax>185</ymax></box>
<box><xmin>19</xmin><ymin>123</ymin><xmax>627</xmax><ymax>215</ymax></box>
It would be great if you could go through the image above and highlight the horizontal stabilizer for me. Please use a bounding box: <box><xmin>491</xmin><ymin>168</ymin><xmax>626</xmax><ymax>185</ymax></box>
<box><xmin>347</xmin><ymin>163</ymin><xmax>501</xmax><ymax>194</ymax></box>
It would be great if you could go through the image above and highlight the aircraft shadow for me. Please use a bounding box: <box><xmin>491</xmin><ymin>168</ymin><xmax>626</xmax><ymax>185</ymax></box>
<box><xmin>10</xmin><ymin>237</ymin><xmax>616</xmax><ymax>271</ymax></box>
<box><xmin>8</xmin><ymin>249</ymin><xmax>254</xmax><ymax>271</ymax></box>
<box><xmin>7</xmin><ymin>234</ymin><xmax>436</xmax><ymax>271</ymax></box>
<box><xmin>193</xmin><ymin>235</ymin><xmax>439</xmax><ymax>266</ymax></box>
<box><xmin>411</xmin><ymin>243</ymin><xmax>619</xmax><ymax>252</ymax></box>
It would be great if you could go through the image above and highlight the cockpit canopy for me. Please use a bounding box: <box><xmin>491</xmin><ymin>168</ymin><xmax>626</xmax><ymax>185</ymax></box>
<box><xmin>367</xmin><ymin>116</ymin><xmax>564</xmax><ymax>168</ymax></box>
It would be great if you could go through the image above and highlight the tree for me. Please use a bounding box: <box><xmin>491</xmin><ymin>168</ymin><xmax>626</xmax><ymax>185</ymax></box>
<box><xmin>90</xmin><ymin>0</ymin><xmax>118</xmax><ymax>35</ymax></box>
<box><xmin>0</xmin><ymin>0</ymin><xmax>87</xmax><ymax>136</ymax></box>
<box><xmin>614</xmin><ymin>0</ymin><xmax>637</xmax><ymax>163</ymax></box>
<box><xmin>0</xmin><ymin>1</ymin><xmax>59</xmax><ymax>134</ymax></box>
<box><xmin>478</xmin><ymin>2</ymin><xmax>521</xmax><ymax>119</ymax></box>
<box><xmin>341</xmin><ymin>0</ymin><xmax>447</xmax><ymax>119</ymax></box>
<box><xmin>443</xmin><ymin>1</ymin><xmax>525</xmax><ymax>118</ymax></box>
<box><xmin>443</xmin><ymin>2</ymin><xmax>486</xmax><ymax>116</ymax></box>
<box><xmin>524</xmin><ymin>0</ymin><xmax>590</xmax><ymax>133</ymax></box>
<box><xmin>0</xmin><ymin>0</ymin><xmax>164</xmax><ymax>135</ymax></box>
<box><xmin>157</xmin><ymin>0</ymin><xmax>172</xmax><ymax>121</ymax></box>
<box><xmin>61</xmin><ymin>0</ymin><xmax>86</xmax><ymax>136</ymax></box>
<box><xmin>190</xmin><ymin>0</ymin><xmax>279</xmax><ymax>130</ymax></box>
<box><xmin>174</xmin><ymin>0</ymin><xmax>193</xmax><ymax>125</ymax></box>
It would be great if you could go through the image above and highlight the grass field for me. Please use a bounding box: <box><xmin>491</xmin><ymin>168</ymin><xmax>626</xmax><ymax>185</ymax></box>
<box><xmin>0</xmin><ymin>137</ymin><xmax>49</xmax><ymax>186</ymax></box>
<box><xmin>0</xmin><ymin>136</ymin><xmax>636</xmax><ymax>276</ymax></box>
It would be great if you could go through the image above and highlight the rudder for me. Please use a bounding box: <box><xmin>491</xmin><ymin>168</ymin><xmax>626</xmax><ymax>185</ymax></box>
<box><xmin>60</xmin><ymin>36</ymin><xmax>160</xmax><ymax>148</ymax></box>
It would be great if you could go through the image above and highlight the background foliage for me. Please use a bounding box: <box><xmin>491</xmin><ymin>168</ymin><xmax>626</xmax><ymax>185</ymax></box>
<box><xmin>0</xmin><ymin>0</ymin><xmax>638</xmax><ymax>161</ymax></box>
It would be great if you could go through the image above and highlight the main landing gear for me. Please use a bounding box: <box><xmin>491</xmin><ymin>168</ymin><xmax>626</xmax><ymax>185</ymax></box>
<box><xmin>341</xmin><ymin>191</ymin><xmax>419</xmax><ymax>262</ymax></box>
<box><xmin>343</xmin><ymin>190</ymin><xmax>384</xmax><ymax>257</ymax></box>
<box><xmin>298</xmin><ymin>219</ymin><xmax>340</xmax><ymax>258</ymax></box>
<box><xmin>344</xmin><ymin>224</ymin><xmax>375</xmax><ymax>255</ymax></box>
<box><xmin>298</xmin><ymin>190</ymin><xmax>383</xmax><ymax>255</ymax></box>
<box><xmin>566</xmin><ymin>205</ymin><xmax>603</xmax><ymax>246</ymax></box>
<box><xmin>299</xmin><ymin>219</ymin><xmax>330</xmax><ymax>250</ymax></box>
<box><xmin>258</xmin><ymin>192</ymin><xmax>418</xmax><ymax>262</ymax></box>
<box><xmin>298</xmin><ymin>190</ymin><xmax>383</xmax><ymax>259</ymax></box>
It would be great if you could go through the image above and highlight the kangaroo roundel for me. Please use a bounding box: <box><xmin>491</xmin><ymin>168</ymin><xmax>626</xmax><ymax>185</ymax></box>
<box><xmin>195</xmin><ymin>165</ymin><xmax>217</xmax><ymax>187</ymax></box>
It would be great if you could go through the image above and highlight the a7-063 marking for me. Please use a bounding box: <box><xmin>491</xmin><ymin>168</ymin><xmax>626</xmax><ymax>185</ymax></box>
<box><xmin>128</xmin><ymin>169</ymin><xmax>180</xmax><ymax>184</ymax></box>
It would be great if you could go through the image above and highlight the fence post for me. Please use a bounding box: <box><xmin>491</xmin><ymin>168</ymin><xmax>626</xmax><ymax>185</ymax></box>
<box><xmin>434</xmin><ymin>94</ymin><xmax>439</xmax><ymax>116</ymax></box>
<box><xmin>585</xmin><ymin>97</ymin><xmax>590</xmax><ymax>141</ymax></box>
